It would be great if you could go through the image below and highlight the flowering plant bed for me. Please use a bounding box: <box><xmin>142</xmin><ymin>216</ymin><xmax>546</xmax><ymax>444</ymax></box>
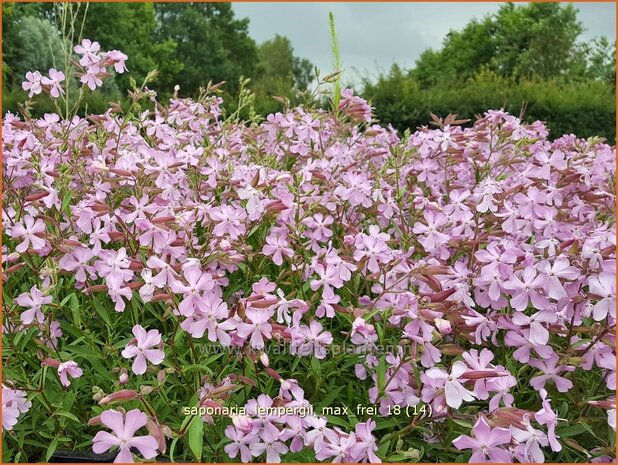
<box><xmin>2</xmin><ymin>40</ymin><xmax>616</xmax><ymax>463</ymax></box>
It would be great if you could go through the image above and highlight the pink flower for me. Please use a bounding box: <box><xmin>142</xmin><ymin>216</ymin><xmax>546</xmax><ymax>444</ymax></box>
<box><xmin>537</xmin><ymin>256</ymin><xmax>580</xmax><ymax>300</ymax></box>
<box><xmin>302</xmin><ymin>213</ymin><xmax>334</xmax><ymax>241</ymax></box>
<box><xmin>81</xmin><ymin>66</ymin><xmax>104</xmax><ymax>90</ymax></box>
<box><xmin>453</xmin><ymin>416</ymin><xmax>512</xmax><ymax>462</ymax></box>
<box><xmin>146</xmin><ymin>255</ymin><xmax>179</xmax><ymax>288</ymax></box>
<box><xmin>75</xmin><ymin>39</ymin><xmax>101</xmax><ymax>66</ymax></box>
<box><xmin>57</xmin><ymin>361</ymin><xmax>83</xmax><ymax>387</ymax></box>
<box><xmin>59</xmin><ymin>246</ymin><xmax>95</xmax><ymax>283</ymax></box>
<box><xmin>290</xmin><ymin>320</ymin><xmax>333</xmax><ymax>359</ymax></box>
<box><xmin>92</xmin><ymin>409</ymin><xmax>159</xmax><ymax>463</ymax></box>
<box><xmin>310</xmin><ymin>263</ymin><xmax>344</xmax><ymax>299</ymax></box>
<box><xmin>9</xmin><ymin>215</ymin><xmax>46</xmax><ymax>253</ymax></box>
<box><xmin>511</xmin><ymin>310</ymin><xmax>556</xmax><ymax>346</ymax></box>
<box><xmin>534</xmin><ymin>389</ymin><xmax>561</xmax><ymax>452</ymax></box>
<box><xmin>262</xmin><ymin>232</ymin><xmax>294</xmax><ymax>266</ymax></box>
<box><xmin>180</xmin><ymin>293</ymin><xmax>236</xmax><ymax>344</ymax></box>
<box><xmin>209</xmin><ymin>205</ymin><xmax>246</xmax><ymax>239</ymax></box>
<box><xmin>588</xmin><ymin>272</ymin><xmax>616</xmax><ymax>320</ymax></box>
<box><xmin>170</xmin><ymin>266</ymin><xmax>215</xmax><ymax>316</ymax></box>
<box><xmin>424</xmin><ymin>361</ymin><xmax>476</xmax><ymax>409</ymax></box>
<box><xmin>121</xmin><ymin>325</ymin><xmax>165</xmax><ymax>375</ymax></box>
<box><xmin>474</xmin><ymin>242</ymin><xmax>517</xmax><ymax>277</ymax></box>
<box><xmin>412</xmin><ymin>211</ymin><xmax>450</xmax><ymax>250</ymax></box>
<box><xmin>41</xmin><ymin>69</ymin><xmax>65</xmax><ymax>98</ymax></box>
<box><xmin>22</xmin><ymin>71</ymin><xmax>43</xmax><ymax>97</ymax></box>
<box><xmin>236</xmin><ymin>309</ymin><xmax>273</xmax><ymax>349</ymax></box>
<box><xmin>529</xmin><ymin>355</ymin><xmax>574</xmax><ymax>392</ymax></box>
<box><xmin>95</xmin><ymin>248</ymin><xmax>133</xmax><ymax>288</ymax></box>
<box><xmin>339</xmin><ymin>88</ymin><xmax>373</xmax><ymax>123</ymax></box>
<box><xmin>503</xmin><ymin>267</ymin><xmax>549</xmax><ymax>311</ymax></box>
<box><xmin>315</xmin><ymin>428</ymin><xmax>358</xmax><ymax>463</ymax></box>
<box><xmin>351</xmin><ymin>420</ymin><xmax>381</xmax><ymax>463</ymax></box>
<box><xmin>353</xmin><ymin>225</ymin><xmax>392</xmax><ymax>273</ymax></box>
<box><xmin>249</xmin><ymin>423</ymin><xmax>288</xmax><ymax>463</ymax></box>
<box><xmin>15</xmin><ymin>286</ymin><xmax>52</xmax><ymax>325</ymax></box>
<box><xmin>106</xmin><ymin>50</ymin><xmax>128</xmax><ymax>73</ymax></box>
<box><xmin>350</xmin><ymin>317</ymin><xmax>378</xmax><ymax>347</ymax></box>
<box><xmin>510</xmin><ymin>415</ymin><xmax>548</xmax><ymax>462</ymax></box>
<box><xmin>224</xmin><ymin>425</ymin><xmax>256</xmax><ymax>462</ymax></box>
<box><xmin>2</xmin><ymin>385</ymin><xmax>31</xmax><ymax>431</ymax></box>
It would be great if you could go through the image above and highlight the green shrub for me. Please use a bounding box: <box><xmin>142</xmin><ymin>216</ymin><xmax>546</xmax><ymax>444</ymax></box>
<box><xmin>363</xmin><ymin>70</ymin><xmax>616</xmax><ymax>143</ymax></box>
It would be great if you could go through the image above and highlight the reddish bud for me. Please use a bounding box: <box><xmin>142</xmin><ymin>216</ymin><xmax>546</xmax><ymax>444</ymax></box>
<box><xmin>151</xmin><ymin>216</ymin><xmax>176</xmax><ymax>225</ymax></box>
<box><xmin>42</xmin><ymin>358</ymin><xmax>60</xmax><ymax>368</ymax></box>
<box><xmin>429</xmin><ymin>288</ymin><xmax>456</xmax><ymax>302</ymax></box>
<box><xmin>150</xmin><ymin>293</ymin><xmax>172</xmax><ymax>302</ymax></box>
<box><xmin>109</xmin><ymin>168</ymin><xmax>133</xmax><ymax>177</ymax></box>
<box><xmin>87</xmin><ymin>415</ymin><xmax>102</xmax><ymax>426</ymax></box>
<box><xmin>25</xmin><ymin>191</ymin><xmax>50</xmax><ymax>202</ymax></box>
<box><xmin>461</xmin><ymin>370</ymin><xmax>510</xmax><ymax>380</ymax></box>
<box><xmin>83</xmin><ymin>284</ymin><xmax>108</xmax><ymax>294</ymax></box>
<box><xmin>99</xmin><ymin>389</ymin><xmax>140</xmax><ymax>405</ymax></box>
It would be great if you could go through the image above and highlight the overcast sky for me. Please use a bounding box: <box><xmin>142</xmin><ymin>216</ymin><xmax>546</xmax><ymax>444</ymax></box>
<box><xmin>232</xmin><ymin>2</ymin><xmax>616</xmax><ymax>85</ymax></box>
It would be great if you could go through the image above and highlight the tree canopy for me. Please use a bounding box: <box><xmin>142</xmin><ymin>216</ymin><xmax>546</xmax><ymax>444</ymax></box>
<box><xmin>410</xmin><ymin>2</ymin><xmax>614</xmax><ymax>87</ymax></box>
<box><xmin>361</xmin><ymin>2</ymin><xmax>616</xmax><ymax>143</ymax></box>
<box><xmin>2</xmin><ymin>2</ymin><xmax>314</xmax><ymax>114</ymax></box>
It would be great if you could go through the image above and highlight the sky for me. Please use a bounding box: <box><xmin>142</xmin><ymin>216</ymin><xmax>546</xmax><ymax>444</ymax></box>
<box><xmin>232</xmin><ymin>2</ymin><xmax>616</xmax><ymax>85</ymax></box>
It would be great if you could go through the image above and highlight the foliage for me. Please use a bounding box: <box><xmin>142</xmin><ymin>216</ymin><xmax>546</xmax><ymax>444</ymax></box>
<box><xmin>410</xmin><ymin>2</ymin><xmax>613</xmax><ymax>86</ymax></box>
<box><xmin>363</xmin><ymin>66</ymin><xmax>616</xmax><ymax>143</ymax></box>
<box><xmin>252</xmin><ymin>34</ymin><xmax>314</xmax><ymax>116</ymax></box>
<box><xmin>154</xmin><ymin>2</ymin><xmax>258</xmax><ymax>97</ymax></box>
<box><xmin>2</xmin><ymin>2</ymin><xmax>314</xmax><ymax>117</ymax></box>
<box><xmin>2</xmin><ymin>39</ymin><xmax>616</xmax><ymax>464</ymax></box>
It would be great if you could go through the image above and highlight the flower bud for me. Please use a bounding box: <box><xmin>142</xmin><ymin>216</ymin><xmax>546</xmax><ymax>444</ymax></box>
<box><xmin>231</xmin><ymin>415</ymin><xmax>254</xmax><ymax>434</ymax></box>
<box><xmin>99</xmin><ymin>389</ymin><xmax>140</xmax><ymax>405</ymax></box>
<box><xmin>140</xmin><ymin>385</ymin><xmax>154</xmax><ymax>395</ymax></box>
<box><xmin>434</xmin><ymin>318</ymin><xmax>452</xmax><ymax>335</ymax></box>
<box><xmin>430</xmin><ymin>288</ymin><xmax>456</xmax><ymax>303</ymax></box>
<box><xmin>42</xmin><ymin>358</ymin><xmax>60</xmax><ymax>368</ymax></box>
<box><xmin>87</xmin><ymin>415</ymin><xmax>102</xmax><ymax>426</ymax></box>
<box><xmin>146</xmin><ymin>417</ymin><xmax>167</xmax><ymax>453</ymax></box>
<box><xmin>439</xmin><ymin>344</ymin><xmax>465</xmax><ymax>356</ymax></box>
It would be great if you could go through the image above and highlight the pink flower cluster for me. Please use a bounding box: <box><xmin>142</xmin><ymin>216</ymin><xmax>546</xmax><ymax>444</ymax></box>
<box><xmin>3</xmin><ymin>41</ymin><xmax>616</xmax><ymax>463</ymax></box>
<box><xmin>222</xmin><ymin>378</ymin><xmax>379</xmax><ymax>463</ymax></box>
<box><xmin>2</xmin><ymin>385</ymin><xmax>31</xmax><ymax>431</ymax></box>
<box><xmin>21</xmin><ymin>39</ymin><xmax>127</xmax><ymax>98</ymax></box>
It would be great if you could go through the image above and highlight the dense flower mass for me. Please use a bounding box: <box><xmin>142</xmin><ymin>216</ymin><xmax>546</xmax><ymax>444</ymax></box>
<box><xmin>2</xmin><ymin>42</ymin><xmax>616</xmax><ymax>463</ymax></box>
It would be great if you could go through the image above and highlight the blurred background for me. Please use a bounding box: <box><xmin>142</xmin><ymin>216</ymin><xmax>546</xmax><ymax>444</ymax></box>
<box><xmin>2</xmin><ymin>2</ymin><xmax>616</xmax><ymax>142</ymax></box>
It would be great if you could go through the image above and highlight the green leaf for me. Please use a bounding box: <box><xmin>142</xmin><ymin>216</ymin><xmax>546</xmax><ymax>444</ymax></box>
<box><xmin>325</xmin><ymin>415</ymin><xmax>350</xmax><ymax>428</ymax></box>
<box><xmin>376</xmin><ymin>355</ymin><xmax>387</xmax><ymax>392</ymax></box>
<box><xmin>45</xmin><ymin>437</ymin><xmax>60</xmax><ymax>462</ymax></box>
<box><xmin>557</xmin><ymin>423</ymin><xmax>588</xmax><ymax>437</ymax></box>
<box><xmin>377</xmin><ymin>440</ymin><xmax>390</xmax><ymax>458</ymax></box>
<box><xmin>69</xmin><ymin>294</ymin><xmax>81</xmax><ymax>328</ymax></box>
<box><xmin>92</xmin><ymin>296</ymin><xmax>112</xmax><ymax>326</ymax></box>
<box><xmin>310</xmin><ymin>356</ymin><xmax>322</xmax><ymax>377</ymax></box>
<box><xmin>451</xmin><ymin>417</ymin><xmax>473</xmax><ymax>429</ymax></box>
<box><xmin>61</xmin><ymin>191</ymin><xmax>72</xmax><ymax>215</ymax></box>
<box><xmin>187</xmin><ymin>416</ymin><xmax>204</xmax><ymax>461</ymax></box>
<box><xmin>54</xmin><ymin>411</ymin><xmax>80</xmax><ymax>423</ymax></box>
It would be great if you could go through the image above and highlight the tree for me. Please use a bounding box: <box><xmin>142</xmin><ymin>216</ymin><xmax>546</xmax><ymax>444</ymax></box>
<box><xmin>492</xmin><ymin>2</ymin><xmax>582</xmax><ymax>80</ymax></box>
<box><xmin>75</xmin><ymin>3</ymin><xmax>181</xmax><ymax>92</ymax></box>
<box><xmin>154</xmin><ymin>3</ymin><xmax>258</xmax><ymax>96</ymax></box>
<box><xmin>411</xmin><ymin>2</ymin><xmax>586</xmax><ymax>86</ymax></box>
<box><xmin>2</xmin><ymin>3</ymin><xmax>59</xmax><ymax>86</ymax></box>
<box><xmin>252</xmin><ymin>34</ymin><xmax>314</xmax><ymax>115</ymax></box>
